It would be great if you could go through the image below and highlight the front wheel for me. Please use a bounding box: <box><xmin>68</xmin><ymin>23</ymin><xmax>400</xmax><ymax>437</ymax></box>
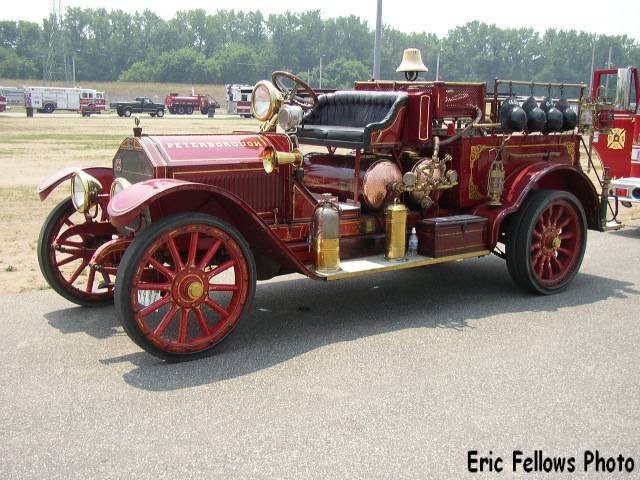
<box><xmin>123</xmin><ymin>108</ymin><xmax>132</xmax><ymax>117</ymax></box>
<box><xmin>37</xmin><ymin>198</ymin><xmax>118</xmax><ymax>306</ymax></box>
<box><xmin>506</xmin><ymin>189</ymin><xmax>587</xmax><ymax>294</ymax></box>
<box><xmin>114</xmin><ymin>213</ymin><xmax>256</xmax><ymax>361</ymax></box>
<box><xmin>156</xmin><ymin>109</ymin><xmax>164</xmax><ymax>117</ymax></box>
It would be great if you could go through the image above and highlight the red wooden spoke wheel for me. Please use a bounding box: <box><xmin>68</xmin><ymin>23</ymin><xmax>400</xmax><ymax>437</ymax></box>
<box><xmin>37</xmin><ymin>198</ymin><xmax>118</xmax><ymax>306</ymax></box>
<box><xmin>115</xmin><ymin>214</ymin><xmax>256</xmax><ymax>361</ymax></box>
<box><xmin>506</xmin><ymin>190</ymin><xmax>587</xmax><ymax>294</ymax></box>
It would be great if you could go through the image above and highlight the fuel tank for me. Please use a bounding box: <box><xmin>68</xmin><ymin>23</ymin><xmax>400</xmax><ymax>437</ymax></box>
<box><xmin>302</xmin><ymin>153</ymin><xmax>402</xmax><ymax>210</ymax></box>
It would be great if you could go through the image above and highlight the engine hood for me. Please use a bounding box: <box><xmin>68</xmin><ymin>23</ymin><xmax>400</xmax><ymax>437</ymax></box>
<box><xmin>139</xmin><ymin>133</ymin><xmax>294</xmax><ymax>173</ymax></box>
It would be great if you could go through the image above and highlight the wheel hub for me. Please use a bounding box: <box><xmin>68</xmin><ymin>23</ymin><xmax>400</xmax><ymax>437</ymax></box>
<box><xmin>541</xmin><ymin>228</ymin><xmax>561</xmax><ymax>255</ymax></box>
<box><xmin>172</xmin><ymin>268</ymin><xmax>208</xmax><ymax>308</ymax></box>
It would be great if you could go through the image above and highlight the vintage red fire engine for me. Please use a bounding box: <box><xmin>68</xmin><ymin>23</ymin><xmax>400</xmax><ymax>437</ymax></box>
<box><xmin>37</xmin><ymin>49</ymin><xmax>605</xmax><ymax>361</ymax></box>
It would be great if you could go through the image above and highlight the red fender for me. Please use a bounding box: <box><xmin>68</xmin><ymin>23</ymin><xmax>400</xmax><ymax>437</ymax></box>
<box><xmin>472</xmin><ymin>162</ymin><xmax>601</xmax><ymax>246</ymax></box>
<box><xmin>37</xmin><ymin>166</ymin><xmax>114</xmax><ymax>201</ymax></box>
<box><xmin>108</xmin><ymin>178</ymin><xmax>322</xmax><ymax>279</ymax></box>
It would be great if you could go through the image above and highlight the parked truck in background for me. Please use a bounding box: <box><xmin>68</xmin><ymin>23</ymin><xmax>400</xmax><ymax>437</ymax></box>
<box><xmin>109</xmin><ymin>97</ymin><xmax>165</xmax><ymax>118</ymax></box>
<box><xmin>0</xmin><ymin>95</ymin><xmax>7</xmax><ymax>112</ymax></box>
<box><xmin>80</xmin><ymin>90</ymin><xmax>107</xmax><ymax>117</ymax></box>
<box><xmin>226</xmin><ymin>84</ymin><xmax>254</xmax><ymax>117</ymax></box>
<box><xmin>165</xmin><ymin>93</ymin><xmax>220</xmax><ymax>116</ymax></box>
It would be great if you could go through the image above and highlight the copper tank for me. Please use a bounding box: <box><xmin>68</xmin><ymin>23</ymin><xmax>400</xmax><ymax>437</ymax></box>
<box><xmin>303</xmin><ymin>154</ymin><xmax>402</xmax><ymax>210</ymax></box>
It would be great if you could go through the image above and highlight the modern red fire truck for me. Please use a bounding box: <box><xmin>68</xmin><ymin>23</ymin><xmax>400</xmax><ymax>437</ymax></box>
<box><xmin>588</xmin><ymin>67</ymin><xmax>640</xmax><ymax>212</ymax></box>
<box><xmin>164</xmin><ymin>93</ymin><xmax>220</xmax><ymax>116</ymax></box>
<box><xmin>0</xmin><ymin>95</ymin><xmax>7</xmax><ymax>112</ymax></box>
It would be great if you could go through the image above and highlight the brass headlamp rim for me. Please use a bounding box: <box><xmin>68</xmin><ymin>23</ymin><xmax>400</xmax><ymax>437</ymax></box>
<box><xmin>251</xmin><ymin>80</ymin><xmax>283</xmax><ymax>122</ymax></box>
<box><xmin>109</xmin><ymin>177</ymin><xmax>132</xmax><ymax>199</ymax></box>
<box><xmin>71</xmin><ymin>170</ymin><xmax>103</xmax><ymax>213</ymax></box>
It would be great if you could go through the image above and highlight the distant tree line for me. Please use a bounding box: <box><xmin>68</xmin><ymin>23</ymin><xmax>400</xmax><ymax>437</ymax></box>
<box><xmin>1</xmin><ymin>9</ymin><xmax>639</xmax><ymax>89</ymax></box>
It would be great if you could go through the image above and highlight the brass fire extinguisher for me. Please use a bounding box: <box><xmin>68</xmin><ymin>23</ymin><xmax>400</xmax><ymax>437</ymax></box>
<box><xmin>385</xmin><ymin>198</ymin><xmax>408</xmax><ymax>260</ymax></box>
<box><xmin>312</xmin><ymin>194</ymin><xmax>341</xmax><ymax>272</ymax></box>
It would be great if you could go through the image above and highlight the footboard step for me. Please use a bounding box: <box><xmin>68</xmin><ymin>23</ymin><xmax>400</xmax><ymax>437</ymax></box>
<box><xmin>314</xmin><ymin>250</ymin><xmax>491</xmax><ymax>281</ymax></box>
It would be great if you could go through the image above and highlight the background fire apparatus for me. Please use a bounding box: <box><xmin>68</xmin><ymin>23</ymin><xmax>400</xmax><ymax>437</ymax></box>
<box><xmin>226</xmin><ymin>84</ymin><xmax>254</xmax><ymax>117</ymax></box>
<box><xmin>587</xmin><ymin>67</ymin><xmax>640</xmax><ymax>213</ymax></box>
<box><xmin>0</xmin><ymin>95</ymin><xmax>7</xmax><ymax>112</ymax></box>
<box><xmin>37</xmin><ymin>49</ymin><xmax>608</xmax><ymax>361</ymax></box>
<box><xmin>165</xmin><ymin>92</ymin><xmax>220</xmax><ymax>116</ymax></box>
<box><xmin>24</xmin><ymin>86</ymin><xmax>104</xmax><ymax>116</ymax></box>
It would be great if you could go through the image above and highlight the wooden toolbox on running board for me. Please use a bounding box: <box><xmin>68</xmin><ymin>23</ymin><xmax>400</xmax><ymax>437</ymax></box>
<box><xmin>416</xmin><ymin>215</ymin><xmax>488</xmax><ymax>258</ymax></box>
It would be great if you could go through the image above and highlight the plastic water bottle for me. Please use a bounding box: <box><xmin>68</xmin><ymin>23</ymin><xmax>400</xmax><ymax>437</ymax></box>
<box><xmin>408</xmin><ymin>227</ymin><xmax>418</xmax><ymax>256</ymax></box>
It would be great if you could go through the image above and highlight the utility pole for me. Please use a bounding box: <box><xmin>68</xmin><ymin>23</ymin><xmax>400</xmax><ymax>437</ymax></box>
<box><xmin>604</xmin><ymin>45</ymin><xmax>613</xmax><ymax>94</ymax></box>
<box><xmin>373</xmin><ymin>0</ymin><xmax>382</xmax><ymax>80</ymax></box>
<box><xmin>589</xmin><ymin>38</ymin><xmax>596</xmax><ymax>96</ymax></box>
<box><xmin>72</xmin><ymin>56</ymin><xmax>76</xmax><ymax>85</ymax></box>
<box><xmin>319</xmin><ymin>55</ymin><xmax>325</xmax><ymax>89</ymax></box>
<box><xmin>435</xmin><ymin>51</ymin><xmax>441</xmax><ymax>81</ymax></box>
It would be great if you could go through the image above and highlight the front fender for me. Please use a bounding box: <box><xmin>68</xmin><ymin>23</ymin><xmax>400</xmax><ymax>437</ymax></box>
<box><xmin>472</xmin><ymin>162</ymin><xmax>601</xmax><ymax>245</ymax></box>
<box><xmin>37</xmin><ymin>166</ymin><xmax>113</xmax><ymax>201</ymax></box>
<box><xmin>108</xmin><ymin>179</ymin><xmax>322</xmax><ymax>279</ymax></box>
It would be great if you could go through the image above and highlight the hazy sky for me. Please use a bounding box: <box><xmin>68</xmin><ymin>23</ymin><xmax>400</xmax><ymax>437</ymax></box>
<box><xmin>3</xmin><ymin>0</ymin><xmax>640</xmax><ymax>41</ymax></box>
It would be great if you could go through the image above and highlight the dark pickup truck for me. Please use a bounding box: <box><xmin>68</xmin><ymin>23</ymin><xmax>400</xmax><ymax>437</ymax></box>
<box><xmin>110</xmin><ymin>97</ymin><xmax>166</xmax><ymax>118</ymax></box>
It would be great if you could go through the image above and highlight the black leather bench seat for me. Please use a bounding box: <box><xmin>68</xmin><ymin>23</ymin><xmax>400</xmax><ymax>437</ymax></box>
<box><xmin>296</xmin><ymin>91</ymin><xmax>408</xmax><ymax>149</ymax></box>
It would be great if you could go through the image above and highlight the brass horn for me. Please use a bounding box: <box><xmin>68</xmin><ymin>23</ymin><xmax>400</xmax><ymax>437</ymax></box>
<box><xmin>262</xmin><ymin>146</ymin><xmax>303</xmax><ymax>173</ymax></box>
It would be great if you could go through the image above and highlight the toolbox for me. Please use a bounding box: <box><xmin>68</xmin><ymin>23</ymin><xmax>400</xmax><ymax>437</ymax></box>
<box><xmin>416</xmin><ymin>215</ymin><xmax>488</xmax><ymax>258</ymax></box>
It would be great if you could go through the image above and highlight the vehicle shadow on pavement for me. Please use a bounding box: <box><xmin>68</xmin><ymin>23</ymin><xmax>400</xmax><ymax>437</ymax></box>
<box><xmin>45</xmin><ymin>304</ymin><xmax>119</xmax><ymax>339</ymax></box>
<box><xmin>610</xmin><ymin>224</ymin><xmax>640</xmax><ymax>239</ymax></box>
<box><xmin>95</xmin><ymin>256</ymin><xmax>638</xmax><ymax>391</ymax></box>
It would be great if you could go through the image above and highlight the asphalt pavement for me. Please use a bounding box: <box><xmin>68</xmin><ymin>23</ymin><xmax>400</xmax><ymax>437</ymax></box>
<box><xmin>1</xmin><ymin>221</ymin><xmax>639</xmax><ymax>479</ymax></box>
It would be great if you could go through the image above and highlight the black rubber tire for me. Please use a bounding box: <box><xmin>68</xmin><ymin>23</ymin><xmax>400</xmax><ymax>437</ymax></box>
<box><xmin>156</xmin><ymin>109</ymin><xmax>164</xmax><ymax>117</ymax></box>
<box><xmin>114</xmin><ymin>213</ymin><xmax>257</xmax><ymax>362</ymax></box>
<box><xmin>43</xmin><ymin>104</ymin><xmax>55</xmax><ymax>113</ymax></box>
<box><xmin>185</xmin><ymin>106</ymin><xmax>193</xmax><ymax>115</ymax></box>
<box><xmin>123</xmin><ymin>108</ymin><xmax>132</xmax><ymax>117</ymax></box>
<box><xmin>176</xmin><ymin>106</ymin><xmax>185</xmax><ymax>115</ymax></box>
<box><xmin>506</xmin><ymin>189</ymin><xmax>587</xmax><ymax>295</ymax></box>
<box><xmin>37</xmin><ymin>198</ymin><xmax>114</xmax><ymax>307</ymax></box>
<box><xmin>149</xmin><ymin>113</ymin><xmax>156</xmax><ymax>117</ymax></box>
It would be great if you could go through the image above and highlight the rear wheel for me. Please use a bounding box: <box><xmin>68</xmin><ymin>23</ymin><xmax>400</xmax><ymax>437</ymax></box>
<box><xmin>43</xmin><ymin>103</ymin><xmax>55</xmax><ymax>113</ymax></box>
<box><xmin>123</xmin><ymin>108</ymin><xmax>132</xmax><ymax>117</ymax></box>
<box><xmin>185</xmin><ymin>106</ymin><xmax>194</xmax><ymax>114</ymax></box>
<box><xmin>506</xmin><ymin>189</ymin><xmax>587</xmax><ymax>294</ymax></box>
<box><xmin>115</xmin><ymin>213</ymin><xmax>256</xmax><ymax>361</ymax></box>
<box><xmin>37</xmin><ymin>198</ymin><xmax>118</xmax><ymax>306</ymax></box>
<box><xmin>176</xmin><ymin>106</ymin><xmax>185</xmax><ymax>115</ymax></box>
<box><xmin>156</xmin><ymin>109</ymin><xmax>164</xmax><ymax>117</ymax></box>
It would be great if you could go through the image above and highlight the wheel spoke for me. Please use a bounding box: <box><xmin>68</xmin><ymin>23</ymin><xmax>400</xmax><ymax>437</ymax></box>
<box><xmin>147</xmin><ymin>256</ymin><xmax>175</xmax><ymax>281</ymax></box>
<box><xmin>557</xmin><ymin>247</ymin><xmax>573</xmax><ymax>257</ymax></box>
<box><xmin>85</xmin><ymin>268</ymin><xmax>96</xmax><ymax>293</ymax></box>
<box><xmin>198</xmin><ymin>239</ymin><xmax>222</xmax><ymax>269</ymax></box>
<box><xmin>136</xmin><ymin>282</ymin><xmax>171</xmax><ymax>291</ymax></box>
<box><xmin>56</xmin><ymin>253</ymin><xmax>82</xmax><ymax>267</ymax></box>
<box><xmin>207</xmin><ymin>259</ymin><xmax>236</xmax><ymax>279</ymax></box>
<box><xmin>209</xmin><ymin>284</ymin><xmax>239</xmax><ymax>292</ymax></box>
<box><xmin>557</xmin><ymin>216</ymin><xmax>572</xmax><ymax>229</ymax></box>
<box><xmin>166</xmin><ymin>236</ymin><xmax>184</xmax><ymax>270</ymax></box>
<box><xmin>154</xmin><ymin>304</ymin><xmax>179</xmax><ymax>336</ymax></box>
<box><xmin>178</xmin><ymin>309</ymin><xmax>190</xmax><ymax>343</ymax></box>
<box><xmin>187</xmin><ymin>232</ymin><xmax>199</xmax><ymax>266</ymax></box>
<box><xmin>195</xmin><ymin>308</ymin><xmax>210</xmax><ymax>336</ymax></box>
<box><xmin>138</xmin><ymin>294</ymin><xmax>171</xmax><ymax>318</ymax></box>
<box><xmin>205</xmin><ymin>297</ymin><xmax>229</xmax><ymax>318</ymax></box>
<box><xmin>67</xmin><ymin>260</ymin><xmax>89</xmax><ymax>285</ymax></box>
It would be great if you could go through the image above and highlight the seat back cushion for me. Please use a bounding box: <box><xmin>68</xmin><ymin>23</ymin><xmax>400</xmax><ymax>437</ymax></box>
<box><xmin>304</xmin><ymin>91</ymin><xmax>406</xmax><ymax>128</ymax></box>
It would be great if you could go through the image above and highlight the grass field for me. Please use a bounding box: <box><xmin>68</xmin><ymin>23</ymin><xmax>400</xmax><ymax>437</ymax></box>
<box><xmin>0</xmin><ymin>112</ymin><xmax>259</xmax><ymax>294</ymax></box>
<box><xmin>0</xmin><ymin>78</ymin><xmax>228</xmax><ymax>104</ymax></box>
<box><xmin>0</xmin><ymin>111</ymin><xmax>638</xmax><ymax>294</ymax></box>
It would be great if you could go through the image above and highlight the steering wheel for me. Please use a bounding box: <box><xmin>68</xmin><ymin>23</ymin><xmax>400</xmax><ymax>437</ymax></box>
<box><xmin>271</xmin><ymin>71</ymin><xmax>318</xmax><ymax>110</ymax></box>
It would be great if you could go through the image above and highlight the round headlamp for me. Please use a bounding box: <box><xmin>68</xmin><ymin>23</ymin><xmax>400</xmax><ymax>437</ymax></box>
<box><xmin>251</xmin><ymin>81</ymin><xmax>281</xmax><ymax>121</ymax></box>
<box><xmin>70</xmin><ymin>171</ymin><xmax>102</xmax><ymax>213</ymax></box>
<box><xmin>110</xmin><ymin>177</ymin><xmax>132</xmax><ymax>199</ymax></box>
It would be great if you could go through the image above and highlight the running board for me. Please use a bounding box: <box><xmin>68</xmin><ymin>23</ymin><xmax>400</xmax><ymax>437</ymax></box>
<box><xmin>314</xmin><ymin>250</ymin><xmax>491</xmax><ymax>281</ymax></box>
